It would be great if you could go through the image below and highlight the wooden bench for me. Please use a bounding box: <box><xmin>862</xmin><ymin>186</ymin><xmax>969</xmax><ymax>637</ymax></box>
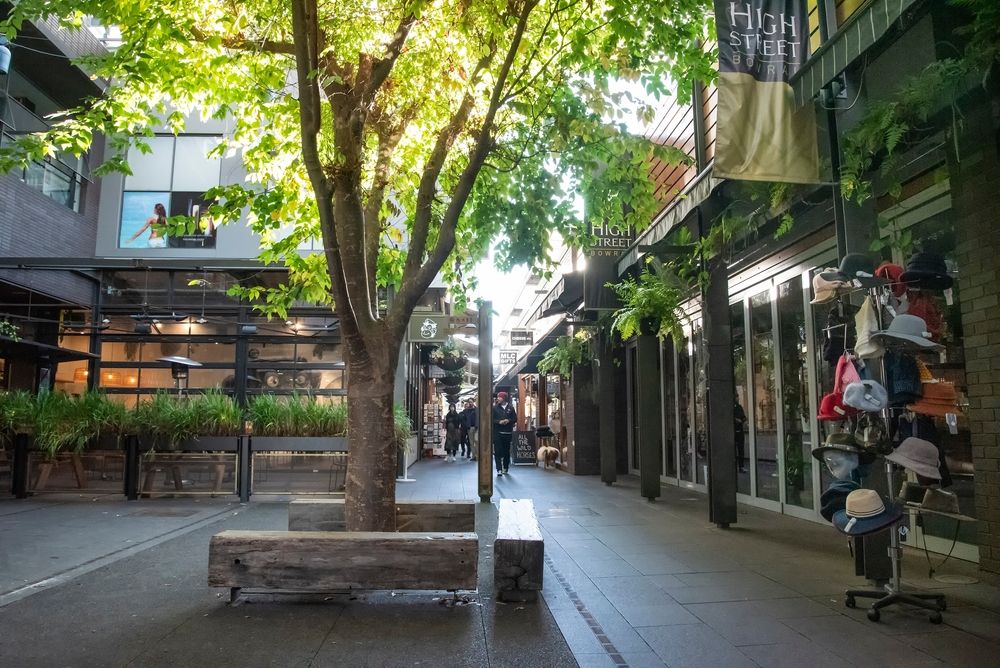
<box><xmin>208</xmin><ymin>530</ymin><xmax>478</xmax><ymax>600</ymax></box>
<box><xmin>288</xmin><ymin>498</ymin><xmax>475</xmax><ymax>532</ymax></box>
<box><xmin>494</xmin><ymin>498</ymin><xmax>544</xmax><ymax>602</ymax></box>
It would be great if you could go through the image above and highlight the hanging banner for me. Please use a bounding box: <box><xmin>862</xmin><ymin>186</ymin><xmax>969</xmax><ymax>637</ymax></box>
<box><xmin>584</xmin><ymin>220</ymin><xmax>634</xmax><ymax>311</ymax></box>
<box><xmin>713</xmin><ymin>1</ymin><xmax>819</xmax><ymax>184</ymax></box>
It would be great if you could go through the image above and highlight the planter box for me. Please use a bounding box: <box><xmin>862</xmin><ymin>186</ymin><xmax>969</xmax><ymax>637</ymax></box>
<box><xmin>250</xmin><ymin>436</ymin><xmax>347</xmax><ymax>452</ymax></box>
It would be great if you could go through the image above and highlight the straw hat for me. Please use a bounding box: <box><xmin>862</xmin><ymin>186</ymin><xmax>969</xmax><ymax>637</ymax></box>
<box><xmin>833</xmin><ymin>489</ymin><xmax>903</xmax><ymax>536</ymax></box>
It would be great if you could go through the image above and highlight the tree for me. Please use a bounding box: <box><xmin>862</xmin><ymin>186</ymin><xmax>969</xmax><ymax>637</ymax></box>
<box><xmin>1</xmin><ymin>0</ymin><xmax>715</xmax><ymax>530</ymax></box>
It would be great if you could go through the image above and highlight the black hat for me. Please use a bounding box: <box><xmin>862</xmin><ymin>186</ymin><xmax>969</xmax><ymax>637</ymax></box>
<box><xmin>820</xmin><ymin>479</ymin><xmax>860</xmax><ymax>522</ymax></box>
<box><xmin>899</xmin><ymin>252</ymin><xmax>952</xmax><ymax>290</ymax></box>
<box><xmin>821</xmin><ymin>253</ymin><xmax>886</xmax><ymax>288</ymax></box>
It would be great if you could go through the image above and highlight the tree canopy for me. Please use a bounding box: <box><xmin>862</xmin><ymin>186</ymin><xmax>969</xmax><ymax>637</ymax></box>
<box><xmin>2</xmin><ymin>0</ymin><xmax>715</xmax><ymax>336</ymax></box>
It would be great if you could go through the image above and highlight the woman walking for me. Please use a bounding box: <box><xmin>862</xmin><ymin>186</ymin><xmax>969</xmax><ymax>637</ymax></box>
<box><xmin>443</xmin><ymin>404</ymin><xmax>462</xmax><ymax>462</ymax></box>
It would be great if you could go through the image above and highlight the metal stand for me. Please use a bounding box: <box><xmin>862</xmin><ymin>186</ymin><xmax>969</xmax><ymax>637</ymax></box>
<box><xmin>844</xmin><ymin>461</ymin><xmax>946</xmax><ymax>622</ymax></box>
<box><xmin>844</xmin><ymin>285</ymin><xmax>947</xmax><ymax>623</ymax></box>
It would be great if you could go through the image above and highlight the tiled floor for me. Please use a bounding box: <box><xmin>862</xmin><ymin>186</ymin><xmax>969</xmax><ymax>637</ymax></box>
<box><xmin>406</xmin><ymin>456</ymin><xmax>1000</xmax><ymax>667</ymax></box>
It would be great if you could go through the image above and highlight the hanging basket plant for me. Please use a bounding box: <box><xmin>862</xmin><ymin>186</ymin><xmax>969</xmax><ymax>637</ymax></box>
<box><xmin>608</xmin><ymin>259</ymin><xmax>687</xmax><ymax>343</ymax></box>
<box><xmin>429</xmin><ymin>337</ymin><xmax>468</xmax><ymax>371</ymax></box>
<box><xmin>439</xmin><ymin>383</ymin><xmax>463</xmax><ymax>394</ymax></box>
<box><xmin>441</xmin><ymin>370</ymin><xmax>465</xmax><ymax>385</ymax></box>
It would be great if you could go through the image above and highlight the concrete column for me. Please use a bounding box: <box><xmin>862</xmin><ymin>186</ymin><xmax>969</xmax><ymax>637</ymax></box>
<box><xmin>704</xmin><ymin>258</ymin><xmax>738</xmax><ymax>527</ymax></box>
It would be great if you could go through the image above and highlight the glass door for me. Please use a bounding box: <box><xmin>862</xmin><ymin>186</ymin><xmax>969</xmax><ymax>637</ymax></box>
<box><xmin>749</xmin><ymin>289</ymin><xmax>780</xmax><ymax>504</ymax></box>
<box><xmin>677</xmin><ymin>332</ymin><xmax>694</xmax><ymax>483</ymax></box>
<box><xmin>731</xmin><ymin>302</ymin><xmax>751</xmax><ymax>495</ymax></box>
<box><xmin>777</xmin><ymin>276</ymin><xmax>815</xmax><ymax>514</ymax></box>
<box><xmin>661</xmin><ymin>340</ymin><xmax>677</xmax><ymax>480</ymax></box>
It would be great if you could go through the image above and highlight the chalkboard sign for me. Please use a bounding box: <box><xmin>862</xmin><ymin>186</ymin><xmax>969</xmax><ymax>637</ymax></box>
<box><xmin>511</xmin><ymin>430</ymin><xmax>536</xmax><ymax>465</ymax></box>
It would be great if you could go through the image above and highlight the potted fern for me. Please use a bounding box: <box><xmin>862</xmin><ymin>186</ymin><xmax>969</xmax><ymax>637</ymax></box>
<box><xmin>609</xmin><ymin>260</ymin><xmax>688</xmax><ymax>342</ymax></box>
<box><xmin>537</xmin><ymin>332</ymin><xmax>593</xmax><ymax>378</ymax></box>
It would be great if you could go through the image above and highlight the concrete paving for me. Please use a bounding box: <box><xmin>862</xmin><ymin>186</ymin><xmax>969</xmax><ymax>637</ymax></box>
<box><xmin>1</xmin><ymin>457</ymin><xmax>998</xmax><ymax>667</ymax></box>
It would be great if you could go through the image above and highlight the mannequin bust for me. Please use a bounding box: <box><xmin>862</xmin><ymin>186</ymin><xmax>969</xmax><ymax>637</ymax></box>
<box><xmin>824</xmin><ymin>450</ymin><xmax>860</xmax><ymax>480</ymax></box>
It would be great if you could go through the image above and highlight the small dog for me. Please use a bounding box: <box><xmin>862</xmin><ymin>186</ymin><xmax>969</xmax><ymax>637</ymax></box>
<box><xmin>536</xmin><ymin>445</ymin><xmax>559</xmax><ymax>469</ymax></box>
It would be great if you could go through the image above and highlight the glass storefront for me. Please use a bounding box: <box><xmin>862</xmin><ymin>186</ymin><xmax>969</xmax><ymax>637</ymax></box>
<box><xmin>750</xmin><ymin>290</ymin><xmax>779</xmax><ymax>502</ymax></box>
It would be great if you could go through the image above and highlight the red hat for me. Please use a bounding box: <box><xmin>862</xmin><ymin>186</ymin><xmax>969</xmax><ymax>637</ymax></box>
<box><xmin>876</xmin><ymin>262</ymin><xmax>905</xmax><ymax>297</ymax></box>
<box><xmin>497</xmin><ymin>391</ymin><xmax>508</xmax><ymax>400</ymax></box>
<box><xmin>817</xmin><ymin>391</ymin><xmax>860</xmax><ymax>421</ymax></box>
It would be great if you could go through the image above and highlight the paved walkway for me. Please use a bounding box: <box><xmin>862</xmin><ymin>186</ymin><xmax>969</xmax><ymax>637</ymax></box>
<box><xmin>1</xmin><ymin>457</ymin><xmax>998</xmax><ymax>667</ymax></box>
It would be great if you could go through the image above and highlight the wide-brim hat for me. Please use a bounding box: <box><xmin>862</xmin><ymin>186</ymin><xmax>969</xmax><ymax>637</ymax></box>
<box><xmin>810</xmin><ymin>269</ymin><xmax>851</xmax><ymax>304</ymax></box>
<box><xmin>886</xmin><ymin>437</ymin><xmax>941</xmax><ymax>480</ymax></box>
<box><xmin>843</xmin><ymin>380</ymin><xmax>888</xmax><ymax>412</ymax></box>
<box><xmin>920</xmin><ymin>488</ymin><xmax>960</xmax><ymax>514</ymax></box>
<box><xmin>821</xmin><ymin>253</ymin><xmax>886</xmax><ymax>288</ymax></box>
<box><xmin>872</xmin><ymin>314</ymin><xmax>944</xmax><ymax>350</ymax></box>
<box><xmin>811</xmin><ymin>432</ymin><xmax>875</xmax><ymax>464</ymax></box>
<box><xmin>821</xmin><ymin>479</ymin><xmax>860</xmax><ymax>522</ymax></box>
<box><xmin>833</xmin><ymin>489</ymin><xmax>903</xmax><ymax>536</ymax></box>
<box><xmin>900</xmin><ymin>252</ymin><xmax>953</xmax><ymax>290</ymax></box>
<box><xmin>906</xmin><ymin>380</ymin><xmax>958</xmax><ymax>417</ymax></box>
<box><xmin>817</xmin><ymin>392</ymin><xmax>859</xmax><ymax>421</ymax></box>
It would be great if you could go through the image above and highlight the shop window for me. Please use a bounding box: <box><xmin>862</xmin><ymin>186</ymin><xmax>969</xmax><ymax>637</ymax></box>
<box><xmin>750</xmin><ymin>290</ymin><xmax>779</xmax><ymax>502</ymax></box>
<box><xmin>731</xmin><ymin>301</ymin><xmax>751</xmax><ymax>495</ymax></box>
<box><xmin>778</xmin><ymin>277</ymin><xmax>814</xmax><ymax>511</ymax></box>
<box><xmin>677</xmin><ymin>334</ymin><xmax>693</xmax><ymax>483</ymax></box>
<box><xmin>661</xmin><ymin>340</ymin><xmax>677</xmax><ymax>479</ymax></box>
<box><xmin>692</xmin><ymin>323</ymin><xmax>707</xmax><ymax>485</ymax></box>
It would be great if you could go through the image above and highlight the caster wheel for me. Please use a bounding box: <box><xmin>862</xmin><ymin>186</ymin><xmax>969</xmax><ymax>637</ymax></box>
<box><xmin>845</xmin><ymin>597</ymin><xmax>856</xmax><ymax>609</ymax></box>
<box><xmin>867</xmin><ymin>608</ymin><xmax>881</xmax><ymax>622</ymax></box>
<box><xmin>930</xmin><ymin>612</ymin><xmax>943</xmax><ymax>624</ymax></box>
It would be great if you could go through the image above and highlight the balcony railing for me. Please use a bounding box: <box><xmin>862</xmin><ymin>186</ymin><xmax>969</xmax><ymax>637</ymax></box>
<box><xmin>0</xmin><ymin>96</ymin><xmax>90</xmax><ymax>212</ymax></box>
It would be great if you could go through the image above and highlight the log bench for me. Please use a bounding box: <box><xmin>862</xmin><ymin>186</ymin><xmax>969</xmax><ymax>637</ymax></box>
<box><xmin>288</xmin><ymin>498</ymin><xmax>475</xmax><ymax>532</ymax></box>
<box><xmin>494</xmin><ymin>498</ymin><xmax>544</xmax><ymax>602</ymax></box>
<box><xmin>208</xmin><ymin>530</ymin><xmax>478</xmax><ymax>601</ymax></box>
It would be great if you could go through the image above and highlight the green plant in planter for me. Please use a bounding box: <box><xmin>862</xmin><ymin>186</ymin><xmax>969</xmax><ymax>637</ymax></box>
<box><xmin>0</xmin><ymin>390</ymin><xmax>35</xmax><ymax>438</ymax></box>
<box><xmin>393</xmin><ymin>404</ymin><xmax>412</xmax><ymax>454</ymax></box>
<box><xmin>537</xmin><ymin>331</ymin><xmax>593</xmax><ymax>378</ymax></box>
<box><xmin>32</xmin><ymin>392</ymin><xmax>102</xmax><ymax>457</ymax></box>
<box><xmin>187</xmin><ymin>390</ymin><xmax>243</xmax><ymax>436</ymax></box>
<box><xmin>609</xmin><ymin>260</ymin><xmax>687</xmax><ymax>342</ymax></box>
<box><xmin>135</xmin><ymin>392</ymin><xmax>197</xmax><ymax>449</ymax></box>
<box><xmin>247</xmin><ymin>394</ymin><xmax>347</xmax><ymax>437</ymax></box>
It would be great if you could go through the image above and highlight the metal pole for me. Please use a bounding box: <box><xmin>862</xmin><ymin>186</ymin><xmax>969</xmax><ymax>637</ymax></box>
<box><xmin>124</xmin><ymin>434</ymin><xmax>139</xmax><ymax>500</ymax></box>
<box><xmin>12</xmin><ymin>432</ymin><xmax>29</xmax><ymax>498</ymax></box>
<box><xmin>478</xmin><ymin>301</ymin><xmax>493</xmax><ymax>503</ymax></box>
<box><xmin>238</xmin><ymin>436</ymin><xmax>251</xmax><ymax>503</ymax></box>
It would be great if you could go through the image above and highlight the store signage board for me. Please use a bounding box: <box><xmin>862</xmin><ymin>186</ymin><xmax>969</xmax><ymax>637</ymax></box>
<box><xmin>512</xmin><ymin>430</ymin><xmax>536</xmax><ymax>465</ymax></box>
<box><xmin>499</xmin><ymin>350</ymin><xmax>518</xmax><ymax>366</ymax></box>
<box><xmin>584</xmin><ymin>220</ymin><xmax>634</xmax><ymax>311</ymax></box>
<box><xmin>408</xmin><ymin>314</ymin><xmax>478</xmax><ymax>342</ymax></box>
<box><xmin>510</xmin><ymin>329</ymin><xmax>534</xmax><ymax>347</ymax></box>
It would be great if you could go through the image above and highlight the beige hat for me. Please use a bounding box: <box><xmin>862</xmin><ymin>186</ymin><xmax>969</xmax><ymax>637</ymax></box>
<box><xmin>810</xmin><ymin>270</ymin><xmax>851</xmax><ymax>305</ymax></box>
<box><xmin>854</xmin><ymin>299</ymin><xmax>883</xmax><ymax>358</ymax></box>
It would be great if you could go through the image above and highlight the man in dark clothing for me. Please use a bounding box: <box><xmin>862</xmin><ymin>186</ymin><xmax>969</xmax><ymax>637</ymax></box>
<box><xmin>461</xmin><ymin>400</ymin><xmax>478</xmax><ymax>460</ymax></box>
<box><xmin>492</xmin><ymin>391</ymin><xmax>516</xmax><ymax>475</ymax></box>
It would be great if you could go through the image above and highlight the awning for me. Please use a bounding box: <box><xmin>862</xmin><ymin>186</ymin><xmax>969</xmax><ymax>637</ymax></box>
<box><xmin>492</xmin><ymin>318</ymin><xmax>569</xmax><ymax>392</ymax></box>
<box><xmin>0</xmin><ymin>336</ymin><xmax>98</xmax><ymax>363</ymax></box>
<box><xmin>790</xmin><ymin>0</ymin><xmax>921</xmax><ymax>107</ymax></box>
<box><xmin>531</xmin><ymin>272</ymin><xmax>583</xmax><ymax>323</ymax></box>
<box><xmin>617</xmin><ymin>169</ymin><xmax>721</xmax><ymax>276</ymax></box>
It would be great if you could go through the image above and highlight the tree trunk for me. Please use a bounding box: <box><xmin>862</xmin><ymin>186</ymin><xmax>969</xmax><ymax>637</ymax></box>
<box><xmin>344</xmin><ymin>337</ymin><xmax>400</xmax><ymax>532</ymax></box>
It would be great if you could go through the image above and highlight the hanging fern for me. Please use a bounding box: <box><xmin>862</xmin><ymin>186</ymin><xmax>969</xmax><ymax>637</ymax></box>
<box><xmin>537</xmin><ymin>332</ymin><xmax>593</xmax><ymax>377</ymax></box>
<box><xmin>608</xmin><ymin>259</ymin><xmax>688</xmax><ymax>343</ymax></box>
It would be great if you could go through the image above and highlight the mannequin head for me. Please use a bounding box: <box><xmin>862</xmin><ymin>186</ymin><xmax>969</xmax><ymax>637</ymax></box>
<box><xmin>823</xmin><ymin>450</ymin><xmax>860</xmax><ymax>480</ymax></box>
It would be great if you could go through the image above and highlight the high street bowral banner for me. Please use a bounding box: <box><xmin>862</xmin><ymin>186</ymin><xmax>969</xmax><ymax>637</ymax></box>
<box><xmin>713</xmin><ymin>1</ymin><xmax>819</xmax><ymax>184</ymax></box>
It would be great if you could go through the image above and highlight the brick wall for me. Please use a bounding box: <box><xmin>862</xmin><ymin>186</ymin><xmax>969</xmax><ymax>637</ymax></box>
<box><xmin>951</xmin><ymin>99</ymin><xmax>1000</xmax><ymax>575</ymax></box>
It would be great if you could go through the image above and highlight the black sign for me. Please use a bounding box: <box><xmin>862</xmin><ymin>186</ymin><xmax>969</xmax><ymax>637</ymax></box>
<box><xmin>716</xmin><ymin>0</ymin><xmax>808</xmax><ymax>83</ymax></box>
<box><xmin>512</xmin><ymin>430</ymin><xmax>536</xmax><ymax>465</ymax></box>
<box><xmin>499</xmin><ymin>350</ymin><xmax>518</xmax><ymax>366</ymax></box>
<box><xmin>510</xmin><ymin>330</ymin><xmax>534</xmax><ymax>347</ymax></box>
<box><xmin>584</xmin><ymin>220</ymin><xmax>634</xmax><ymax>311</ymax></box>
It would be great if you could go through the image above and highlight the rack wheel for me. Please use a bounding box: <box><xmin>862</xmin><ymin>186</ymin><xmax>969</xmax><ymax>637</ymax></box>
<box><xmin>867</xmin><ymin>608</ymin><xmax>881</xmax><ymax>622</ymax></box>
<box><xmin>845</xmin><ymin>596</ymin><xmax>856</xmax><ymax>609</ymax></box>
<box><xmin>930</xmin><ymin>612</ymin><xmax>943</xmax><ymax>624</ymax></box>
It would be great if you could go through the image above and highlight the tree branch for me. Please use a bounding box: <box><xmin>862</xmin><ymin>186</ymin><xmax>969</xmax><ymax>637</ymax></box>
<box><xmin>364</xmin><ymin>14</ymin><xmax>418</xmax><ymax>104</ymax></box>
<box><xmin>391</xmin><ymin>0</ymin><xmax>539</xmax><ymax>336</ymax></box>
<box><xmin>190</xmin><ymin>26</ymin><xmax>295</xmax><ymax>55</ymax></box>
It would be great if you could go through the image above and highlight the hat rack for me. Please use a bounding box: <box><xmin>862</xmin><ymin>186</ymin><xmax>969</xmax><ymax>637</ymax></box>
<box><xmin>842</xmin><ymin>283</ymin><xmax>947</xmax><ymax>624</ymax></box>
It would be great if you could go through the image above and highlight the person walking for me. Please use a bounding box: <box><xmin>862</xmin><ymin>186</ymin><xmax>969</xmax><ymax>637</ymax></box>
<box><xmin>464</xmin><ymin>399</ymin><xmax>478</xmax><ymax>461</ymax></box>
<box><xmin>443</xmin><ymin>404</ymin><xmax>462</xmax><ymax>462</ymax></box>
<box><xmin>492</xmin><ymin>392</ymin><xmax>516</xmax><ymax>475</ymax></box>
<box><xmin>459</xmin><ymin>400</ymin><xmax>474</xmax><ymax>460</ymax></box>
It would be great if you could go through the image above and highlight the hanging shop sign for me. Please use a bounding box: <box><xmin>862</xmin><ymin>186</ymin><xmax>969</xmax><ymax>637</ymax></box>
<box><xmin>510</xmin><ymin>329</ymin><xmax>534</xmax><ymax>347</ymax></box>
<box><xmin>511</xmin><ymin>430</ymin><xmax>537</xmax><ymax>465</ymax></box>
<box><xmin>499</xmin><ymin>350</ymin><xmax>518</xmax><ymax>366</ymax></box>
<box><xmin>408</xmin><ymin>313</ymin><xmax>479</xmax><ymax>342</ymax></box>
<box><xmin>584</xmin><ymin>220</ymin><xmax>634</xmax><ymax>311</ymax></box>
<box><xmin>712</xmin><ymin>0</ymin><xmax>818</xmax><ymax>183</ymax></box>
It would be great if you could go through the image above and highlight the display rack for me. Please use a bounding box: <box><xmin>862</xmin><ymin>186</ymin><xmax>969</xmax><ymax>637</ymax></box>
<box><xmin>843</xmin><ymin>285</ymin><xmax>947</xmax><ymax>624</ymax></box>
